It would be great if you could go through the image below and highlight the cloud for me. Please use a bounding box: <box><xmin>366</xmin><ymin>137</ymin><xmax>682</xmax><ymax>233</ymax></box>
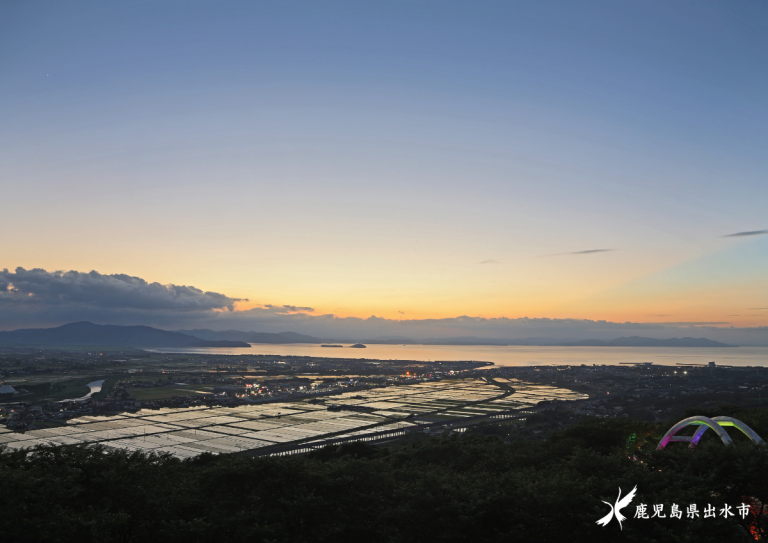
<box><xmin>570</xmin><ymin>249</ymin><xmax>614</xmax><ymax>255</ymax></box>
<box><xmin>647</xmin><ymin>321</ymin><xmax>731</xmax><ymax>326</ymax></box>
<box><xmin>541</xmin><ymin>249</ymin><xmax>615</xmax><ymax>257</ymax></box>
<box><xmin>0</xmin><ymin>267</ymin><xmax>241</xmax><ymax>328</ymax></box>
<box><xmin>749</xmin><ymin>308</ymin><xmax>768</xmax><ymax>310</ymax></box>
<box><xmin>1</xmin><ymin>266</ymin><xmax>767</xmax><ymax>345</ymax></box>
<box><xmin>203</xmin><ymin>312</ymin><xmax>768</xmax><ymax>345</ymax></box>
<box><xmin>261</xmin><ymin>304</ymin><xmax>315</xmax><ymax>314</ymax></box>
<box><xmin>479</xmin><ymin>259</ymin><xmax>500</xmax><ymax>264</ymax></box>
<box><xmin>722</xmin><ymin>230</ymin><xmax>768</xmax><ymax>238</ymax></box>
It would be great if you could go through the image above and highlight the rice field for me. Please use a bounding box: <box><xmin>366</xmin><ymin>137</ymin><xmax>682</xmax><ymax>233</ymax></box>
<box><xmin>0</xmin><ymin>378</ymin><xmax>586</xmax><ymax>458</ymax></box>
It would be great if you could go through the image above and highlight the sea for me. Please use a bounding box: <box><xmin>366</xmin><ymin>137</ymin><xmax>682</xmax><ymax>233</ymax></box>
<box><xmin>147</xmin><ymin>344</ymin><xmax>768</xmax><ymax>367</ymax></box>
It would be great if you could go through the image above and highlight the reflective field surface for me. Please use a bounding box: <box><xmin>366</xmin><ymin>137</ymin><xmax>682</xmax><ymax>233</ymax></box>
<box><xmin>0</xmin><ymin>379</ymin><xmax>586</xmax><ymax>458</ymax></box>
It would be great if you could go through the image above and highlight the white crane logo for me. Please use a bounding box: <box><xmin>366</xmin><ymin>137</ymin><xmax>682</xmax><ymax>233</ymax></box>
<box><xmin>596</xmin><ymin>486</ymin><xmax>637</xmax><ymax>530</ymax></box>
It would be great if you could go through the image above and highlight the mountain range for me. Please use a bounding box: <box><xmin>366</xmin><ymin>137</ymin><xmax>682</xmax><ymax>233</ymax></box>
<box><xmin>179</xmin><ymin>329</ymin><xmax>731</xmax><ymax>347</ymax></box>
<box><xmin>176</xmin><ymin>329</ymin><xmax>321</xmax><ymax>344</ymax></box>
<box><xmin>0</xmin><ymin>322</ymin><xmax>734</xmax><ymax>348</ymax></box>
<box><xmin>0</xmin><ymin>322</ymin><xmax>250</xmax><ymax>348</ymax></box>
<box><xmin>553</xmin><ymin>336</ymin><xmax>730</xmax><ymax>347</ymax></box>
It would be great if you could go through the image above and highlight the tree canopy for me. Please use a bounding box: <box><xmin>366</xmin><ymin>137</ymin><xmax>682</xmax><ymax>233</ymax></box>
<box><xmin>1</xmin><ymin>413</ymin><xmax>766</xmax><ymax>542</ymax></box>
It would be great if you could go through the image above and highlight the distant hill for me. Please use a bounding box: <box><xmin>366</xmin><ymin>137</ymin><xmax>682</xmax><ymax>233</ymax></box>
<box><xmin>358</xmin><ymin>338</ymin><xmax>417</xmax><ymax>345</ymax></box>
<box><xmin>188</xmin><ymin>340</ymin><xmax>251</xmax><ymax>348</ymax></box>
<box><xmin>176</xmin><ymin>330</ymin><xmax>516</xmax><ymax>346</ymax></box>
<box><xmin>421</xmin><ymin>336</ymin><xmax>510</xmax><ymax>346</ymax></box>
<box><xmin>0</xmin><ymin>322</ymin><xmax>249</xmax><ymax>348</ymax></box>
<box><xmin>174</xmin><ymin>329</ymin><xmax>735</xmax><ymax>348</ymax></box>
<box><xmin>555</xmin><ymin>336</ymin><xmax>732</xmax><ymax>347</ymax></box>
<box><xmin>176</xmin><ymin>328</ymin><xmax>322</xmax><ymax>344</ymax></box>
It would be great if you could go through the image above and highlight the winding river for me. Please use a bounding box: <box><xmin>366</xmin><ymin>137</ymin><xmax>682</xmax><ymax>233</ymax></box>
<box><xmin>65</xmin><ymin>380</ymin><xmax>106</xmax><ymax>402</ymax></box>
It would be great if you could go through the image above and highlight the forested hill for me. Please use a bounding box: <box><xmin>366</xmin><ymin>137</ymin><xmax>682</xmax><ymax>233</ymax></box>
<box><xmin>2</xmin><ymin>409</ymin><xmax>767</xmax><ymax>542</ymax></box>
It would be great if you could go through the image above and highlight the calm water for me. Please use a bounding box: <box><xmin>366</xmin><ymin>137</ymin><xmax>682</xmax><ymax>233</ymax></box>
<box><xmin>148</xmin><ymin>344</ymin><xmax>768</xmax><ymax>367</ymax></box>
<box><xmin>60</xmin><ymin>379</ymin><xmax>106</xmax><ymax>403</ymax></box>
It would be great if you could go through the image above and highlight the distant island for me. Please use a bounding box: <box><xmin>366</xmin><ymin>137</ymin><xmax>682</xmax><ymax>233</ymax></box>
<box><xmin>321</xmin><ymin>344</ymin><xmax>343</xmax><ymax>348</ymax></box>
<box><xmin>350</xmin><ymin>344</ymin><xmax>367</xmax><ymax>348</ymax></box>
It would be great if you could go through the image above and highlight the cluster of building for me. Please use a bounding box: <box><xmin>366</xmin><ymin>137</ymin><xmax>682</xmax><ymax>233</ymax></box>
<box><xmin>12</xmin><ymin>347</ymin><xmax>767</xmax><ymax>434</ymax></box>
<box><xmin>478</xmin><ymin>363</ymin><xmax>768</xmax><ymax>421</ymax></box>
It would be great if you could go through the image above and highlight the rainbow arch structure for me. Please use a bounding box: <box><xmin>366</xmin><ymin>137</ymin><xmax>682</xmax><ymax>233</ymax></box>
<box><xmin>657</xmin><ymin>416</ymin><xmax>765</xmax><ymax>450</ymax></box>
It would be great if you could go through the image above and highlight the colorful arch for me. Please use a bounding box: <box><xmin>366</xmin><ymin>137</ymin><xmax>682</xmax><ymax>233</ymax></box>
<box><xmin>657</xmin><ymin>415</ymin><xmax>764</xmax><ymax>450</ymax></box>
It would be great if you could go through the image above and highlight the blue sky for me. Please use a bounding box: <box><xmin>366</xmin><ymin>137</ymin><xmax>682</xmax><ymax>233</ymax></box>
<box><xmin>1</xmin><ymin>1</ymin><xmax>766</xmax><ymax>334</ymax></box>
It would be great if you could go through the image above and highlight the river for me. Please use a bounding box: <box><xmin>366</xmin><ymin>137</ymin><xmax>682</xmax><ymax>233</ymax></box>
<box><xmin>67</xmin><ymin>380</ymin><xmax>106</xmax><ymax>402</ymax></box>
<box><xmin>147</xmin><ymin>344</ymin><xmax>768</xmax><ymax>367</ymax></box>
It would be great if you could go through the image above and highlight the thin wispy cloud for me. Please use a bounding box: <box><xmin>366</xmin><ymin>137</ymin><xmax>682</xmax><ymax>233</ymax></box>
<box><xmin>479</xmin><ymin>259</ymin><xmax>500</xmax><ymax>264</ymax></box>
<box><xmin>541</xmin><ymin>249</ymin><xmax>615</xmax><ymax>257</ymax></box>
<box><xmin>649</xmin><ymin>321</ymin><xmax>730</xmax><ymax>325</ymax></box>
<box><xmin>722</xmin><ymin>230</ymin><xmax>768</xmax><ymax>238</ymax></box>
<box><xmin>262</xmin><ymin>304</ymin><xmax>314</xmax><ymax>314</ymax></box>
<box><xmin>749</xmin><ymin>308</ymin><xmax>768</xmax><ymax>310</ymax></box>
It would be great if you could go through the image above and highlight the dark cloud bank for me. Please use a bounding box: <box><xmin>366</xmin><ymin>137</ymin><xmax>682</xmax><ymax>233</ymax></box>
<box><xmin>1</xmin><ymin>267</ymin><xmax>767</xmax><ymax>345</ymax></box>
<box><xmin>0</xmin><ymin>267</ymin><xmax>239</xmax><ymax>328</ymax></box>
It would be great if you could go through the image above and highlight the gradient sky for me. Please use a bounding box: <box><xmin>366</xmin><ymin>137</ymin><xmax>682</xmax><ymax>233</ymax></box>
<box><xmin>2</xmin><ymin>1</ymin><xmax>767</xmax><ymax>330</ymax></box>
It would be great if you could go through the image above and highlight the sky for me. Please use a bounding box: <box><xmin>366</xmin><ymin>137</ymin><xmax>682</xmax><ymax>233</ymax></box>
<box><xmin>1</xmin><ymin>1</ymin><xmax>767</xmax><ymax>340</ymax></box>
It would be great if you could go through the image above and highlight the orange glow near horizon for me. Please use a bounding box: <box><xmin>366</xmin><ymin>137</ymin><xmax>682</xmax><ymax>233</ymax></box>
<box><xmin>3</xmin><ymin>3</ymin><xmax>768</xmax><ymax>337</ymax></box>
<box><xmin>231</xmin><ymin>300</ymin><xmax>766</xmax><ymax>328</ymax></box>
<box><xmin>3</xmin><ymin>202</ymin><xmax>767</xmax><ymax>329</ymax></box>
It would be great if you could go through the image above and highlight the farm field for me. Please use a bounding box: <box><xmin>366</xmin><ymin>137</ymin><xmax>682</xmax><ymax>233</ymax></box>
<box><xmin>0</xmin><ymin>379</ymin><xmax>586</xmax><ymax>458</ymax></box>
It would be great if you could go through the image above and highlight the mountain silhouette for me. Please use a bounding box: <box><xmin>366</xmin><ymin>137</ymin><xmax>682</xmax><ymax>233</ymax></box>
<box><xmin>176</xmin><ymin>328</ymin><xmax>322</xmax><ymax>344</ymax></box>
<box><xmin>0</xmin><ymin>322</ymin><xmax>249</xmax><ymax>348</ymax></box>
<box><xmin>556</xmin><ymin>336</ymin><xmax>731</xmax><ymax>347</ymax></box>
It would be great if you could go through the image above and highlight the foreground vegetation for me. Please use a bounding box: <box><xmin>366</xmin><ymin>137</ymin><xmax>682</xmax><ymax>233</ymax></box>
<box><xmin>2</xmin><ymin>405</ymin><xmax>768</xmax><ymax>543</ymax></box>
